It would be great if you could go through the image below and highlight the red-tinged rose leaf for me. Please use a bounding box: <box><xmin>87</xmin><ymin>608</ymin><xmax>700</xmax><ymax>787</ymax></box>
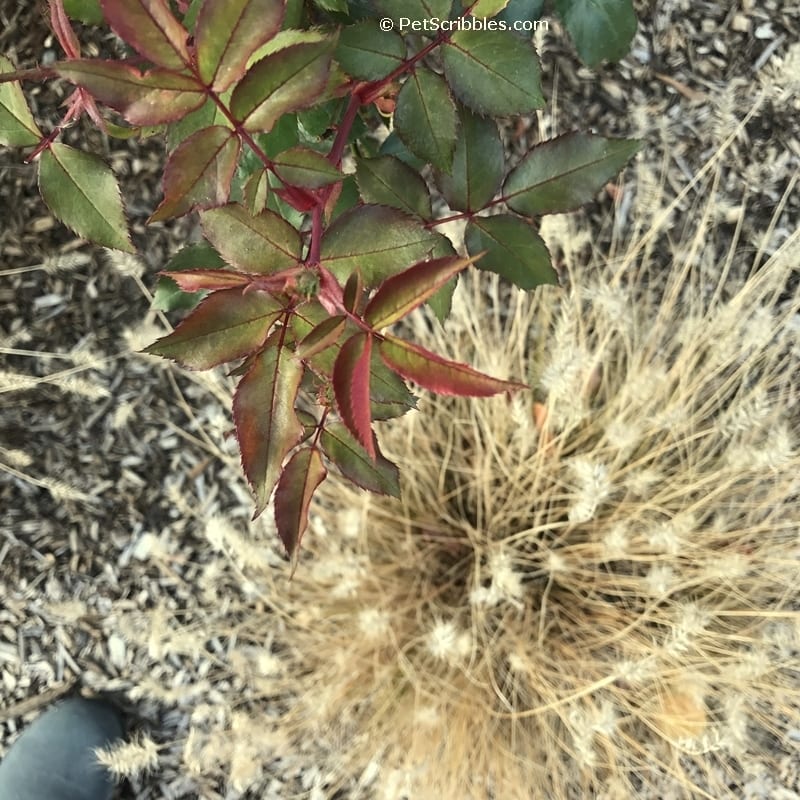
<box><xmin>379</xmin><ymin>334</ymin><xmax>529</xmax><ymax>397</ymax></box>
<box><xmin>234</xmin><ymin>343</ymin><xmax>304</xmax><ymax>515</ymax></box>
<box><xmin>297</xmin><ymin>314</ymin><xmax>347</xmax><ymax>360</ymax></box>
<box><xmin>273</xmin><ymin>185</ymin><xmax>317</xmax><ymax>212</ymax></box>
<box><xmin>54</xmin><ymin>60</ymin><xmax>204</xmax><ymax>125</ymax></box>
<box><xmin>320</xmin><ymin>423</ymin><xmax>400</xmax><ymax>497</ymax></box>
<box><xmin>159</xmin><ymin>269</ymin><xmax>250</xmax><ymax>292</ymax></box>
<box><xmin>201</xmin><ymin>203</ymin><xmax>302</xmax><ymax>274</ymax></box>
<box><xmin>51</xmin><ymin>0</ymin><xmax>81</xmax><ymax>58</ymax></box>
<box><xmin>38</xmin><ymin>143</ymin><xmax>134</xmax><ymax>253</ymax></box>
<box><xmin>195</xmin><ymin>0</ymin><xmax>284</xmax><ymax>92</ymax></box>
<box><xmin>333</xmin><ymin>332</ymin><xmax>375</xmax><ymax>458</ymax></box>
<box><xmin>274</xmin><ymin>446</ymin><xmax>327</xmax><ymax>561</ymax></box>
<box><xmin>143</xmin><ymin>287</ymin><xmax>283</xmax><ymax>369</ymax></box>
<box><xmin>230</xmin><ymin>36</ymin><xmax>337</xmax><ymax>132</ymax></box>
<box><xmin>150</xmin><ymin>126</ymin><xmax>240</xmax><ymax>221</ymax></box>
<box><xmin>364</xmin><ymin>254</ymin><xmax>480</xmax><ymax>330</ymax></box>
<box><xmin>342</xmin><ymin>268</ymin><xmax>363</xmax><ymax>314</ymax></box>
<box><xmin>100</xmin><ymin>0</ymin><xmax>190</xmax><ymax>70</ymax></box>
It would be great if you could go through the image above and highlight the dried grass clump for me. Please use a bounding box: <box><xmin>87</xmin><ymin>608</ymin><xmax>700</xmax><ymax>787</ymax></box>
<box><xmin>220</xmin><ymin>147</ymin><xmax>800</xmax><ymax>799</ymax></box>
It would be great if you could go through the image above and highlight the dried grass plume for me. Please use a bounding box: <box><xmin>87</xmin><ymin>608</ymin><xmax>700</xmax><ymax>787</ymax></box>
<box><xmin>117</xmin><ymin>122</ymin><xmax>799</xmax><ymax>798</ymax></box>
<box><xmin>219</xmin><ymin>143</ymin><xmax>800</xmax><ymax>798</ymax></box>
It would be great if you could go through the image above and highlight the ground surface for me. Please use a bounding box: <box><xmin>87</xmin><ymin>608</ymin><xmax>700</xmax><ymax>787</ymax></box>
<box><xmin>1</xmin><ymin>1</ymin><xmax>799</xmax><ymax>798</ymax></box>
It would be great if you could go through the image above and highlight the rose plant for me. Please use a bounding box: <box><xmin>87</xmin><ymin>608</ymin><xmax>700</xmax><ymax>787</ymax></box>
<box><xmin>1</xmin><ymin>0</ymin><xmax>639</xmax><ymax>563</ymax></box>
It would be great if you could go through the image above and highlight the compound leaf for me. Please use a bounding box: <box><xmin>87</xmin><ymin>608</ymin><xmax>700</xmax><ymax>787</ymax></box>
<box><xmin>38</xmin><ymin>143</ymin><xmax>133</xmax><ymax>252</ymax></box>
<box><xmin>465</xmin><ymin>214</ymin><xmax>557</xmax><ymax>289</ymax></box>
<box><xmin>234</xmin><ymin>342</ymin><xmax>304</xmax><ymax>515</ymax></box>
<box><xmin>150</xmin><ymin>125</ymin><xmax>240</xmax><ymax>221</ymax></box>
<box><xmin>201</xmin><ymin>203</ymin><xmax>302</xmax><ymax>273</ymax></box>
<box><xmin>503</xmin><ymin>133</ymin><xmax>641</xmax><ymax>215</ymax></box>
<box><xmin>441</xmin><ymin>29</ymin><xmax>544</xmax><ymax>116</ymax></box>
<box><xmin>143</xmin><ymin>287</ymin><xmax>283</xmax><ymax>368</ymax></box>
<box><xmin>393</xmin><ymin>68</ymin><xmax>457</xmax><ymax>172</ymax></box>
<box><xmin>195</xmin><ymin>0</ymin><xmax>285</xmax><ymax>91</ymax></box>
<box><xmin>274</xmin><ymin>446</ymin><xmax>327</xmax><ymax>560</ymax></box>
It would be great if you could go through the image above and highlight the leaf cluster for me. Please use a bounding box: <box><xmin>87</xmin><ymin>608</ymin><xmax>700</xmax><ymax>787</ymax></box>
<box><xmin>0</xmin><ymin>0</ymin><xmax>639</xmax><ymax>562</ymax></box>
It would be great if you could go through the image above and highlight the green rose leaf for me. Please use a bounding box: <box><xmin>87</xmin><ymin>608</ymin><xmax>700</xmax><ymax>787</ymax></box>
<box><xmin>320</xmin><ymin>204</ymin><xmax>450</xmax><ymax>287</ymax></box>
<box><xmin>54</xmin><ymin>60</ymin><xmax>205</xmax><ymax>125</ymax></box>
<box><xmin>201</xmin><ymin>203</ymin><xmax>302</xmax><ymax>273</ymax></box>
<box><xmin>153</xmin><ymin>242</ymin><xmax>227</xmax><ymax>312</ymax></box>
<box><xmin>274</xmin><ymin>446</ymin><xmax>327</xmax><ymax>561</ymax></box>
<box><xmin>150</xmin><ymin>126</ymin><xmax>241</xmax><ymax>221</ymax></box>
<box><xmin>0</xmin><ymin>56</ymin><xmax>42</xmax><ymax>146</ymax></box>
<box><xmin>336</xmin><ymin>20</ymin><xmax>406</xmax><ymax>81</ymax></box>
<box><xmin>356</xmin><ymin>155</ymin><xmax>432</xmax><ymax>219</ymax></box>
<box><xmin>503</xmin><ymin>133</ymin><xmax>641</xmax><ymax>215</ymax></box>
<box><xmin>143</xmin><ymin>288</ymin><xmax>283</xmax><ymax>369</ymax></box>
<box><xmin>553</xmin><ymin>0</ymin><xmax>637</xmax><ymax>67</ymax></box>
<box><xmin>234</xmin><ymin>341</ymin><xmax>305</xmax><ymax>515</ymax></box>
<box><xmin>374</xmin><ymin>0</ymin><xmax>452</xmax><ymax>23</ymax></box>
<box><xmin>38</xmin><ymin>143</ymin><xmax>134</xmax><ymax>253</ymax></box>
<box><xmin>320</xmin><ymin>422</ymin><xmax>400</xmax><ymax>497</ymax></box>
<box><xmin>63</xmin><ymin>0</ymin><xmax>104</xmax><ymax>24</ymax></box>
<box><xmin>434</xmin><ymin>105</ymin><xmax>503</xmax><ymax>212</ymax></box>
<box><xmin>100</xmin><ymin>0</ymin><xmax>191</xmax><ymax>70</ymax></box>
<box><xmin>273</xmin><ymin>146</ymin><xmax>343</xmax><ymax>189</ymax></box>
<box><xmin>393</xmin><ymin>68</ymin><xmax>457</xmax><ymax>172</ymax></box>
<box><xmin>380</xmin><ymin>334</ymin><xmax>528</xmax><ymax>396</ymax></box>
<box><xmin>194</xmin><ymin>0</ymin><xmax>285</xmax><ymax>91</ymax></box>
<box><xmin>231</xmin><ymin>36</ymin><xmax>337</xmax><ymax>132</ymax></box>
<box><xmin>441</xmin><ymin>29</ymin><xmax>544</xmax><ymax>116</ymax></box>
<box><xmin>465</xmin><ymin>214</ymin><xmax>557</xmax><ymax>290</ymax></box>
